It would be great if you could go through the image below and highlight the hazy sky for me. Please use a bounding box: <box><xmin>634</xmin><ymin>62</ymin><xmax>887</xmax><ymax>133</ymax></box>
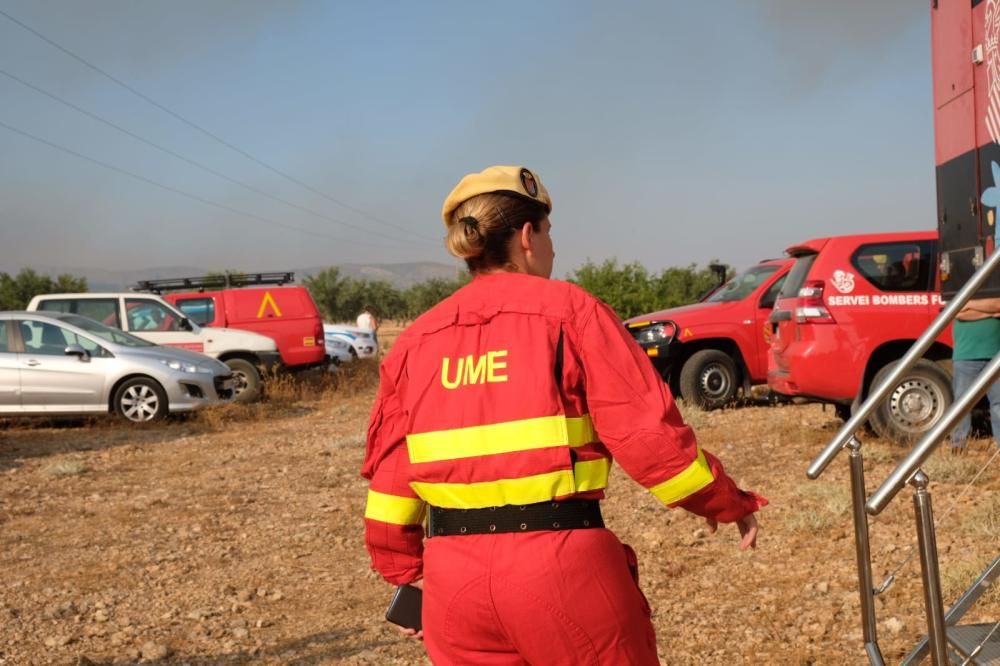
<box><xmin>0</xmin><ymin>0</ymin><xmax>931</xmax><ymax>278</ymax></box>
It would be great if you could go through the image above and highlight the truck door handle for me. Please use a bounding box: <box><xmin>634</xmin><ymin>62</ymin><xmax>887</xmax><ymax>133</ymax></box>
<box><xmin>25</xmin><ymin>360</ymin><xmax>40</xmax><ymax>367</ymax></box>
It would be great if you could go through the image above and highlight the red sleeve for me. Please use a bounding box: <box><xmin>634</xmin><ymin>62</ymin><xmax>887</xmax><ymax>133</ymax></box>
<box><xmin>572</xmin><ymin>299</ymin><xmax>766</xmax><ymax>523</ymax></box>
<box><xmin>361</xmin><ymin>355</ymin><xmax>426</xmax><ymax>585</ymax></box>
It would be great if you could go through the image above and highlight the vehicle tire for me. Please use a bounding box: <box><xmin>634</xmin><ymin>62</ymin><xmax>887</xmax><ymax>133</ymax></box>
<box><xmin>113</xmin><ymin>377</ymin><xmax>168</xmax><ymax>423</ymax></box>
<box><xmin>226</xmin><ymin>358</ymin><xmax>263</xmax><ymax>403</ymax></box>
<box><xmin>349</xmin><ymin>347</ymin><xmax>358</xmax><ymax>360</ymax></box>
<box><xmin>678</xmin><ymin>349</ymin><xmax>740</xmax><ymax>410</ymax></box>
<box><xmin>868</xmin><ymin>359</ymin><xmax>952</xmax><ymax>443</ymax></box>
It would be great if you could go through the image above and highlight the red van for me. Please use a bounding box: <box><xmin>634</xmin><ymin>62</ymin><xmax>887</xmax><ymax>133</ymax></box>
<box><xmin>767</xmin><ymin>231</ymin><xmax>953</xmax><ymax>442</ymax></box>
<box><xmin>136</xmin><ymin>273</ymin><xmax>326</xmax><ymax>370</ymax></box>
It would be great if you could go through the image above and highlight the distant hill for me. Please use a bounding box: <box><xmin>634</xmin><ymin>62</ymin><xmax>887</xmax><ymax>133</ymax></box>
<box><xmin>18</xmin><ymin>262</ymin><xmax>463</xmax><ymax>292</ymax></box>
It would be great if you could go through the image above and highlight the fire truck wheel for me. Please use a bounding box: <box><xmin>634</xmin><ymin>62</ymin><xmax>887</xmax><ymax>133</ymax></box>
<box><xmin>869</xmin><ymin>359</ymin><xmax>952</xmax><ymax>444</ymax></box>
<box><xmin>226</xmin><ymin>358</ymin><xmax>263</xmax><ymax>403</ymax></box>
<box><xmin>678</xmin><ymin>349</ymin><xmax>739</xmax><ymax>410</ymax></box>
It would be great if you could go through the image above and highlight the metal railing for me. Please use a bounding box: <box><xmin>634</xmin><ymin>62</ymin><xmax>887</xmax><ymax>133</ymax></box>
<box><xmin>807</xmin><ymin>246</ymin><xmax>1000</xmax><ymax>665</ymax></box>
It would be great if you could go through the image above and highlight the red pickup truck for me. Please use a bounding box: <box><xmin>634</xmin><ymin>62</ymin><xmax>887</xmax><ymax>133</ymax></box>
<box><xmin>624</xmin><ymin>258</ymin><xmax>794</xmax><ymax>409</ymax></box>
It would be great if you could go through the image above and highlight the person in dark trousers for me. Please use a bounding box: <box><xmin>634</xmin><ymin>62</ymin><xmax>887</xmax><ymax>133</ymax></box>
<box><xmin>950</xmin><ymin>297</ymin><xmax>1000</xmax><ymax>452</ymax></box>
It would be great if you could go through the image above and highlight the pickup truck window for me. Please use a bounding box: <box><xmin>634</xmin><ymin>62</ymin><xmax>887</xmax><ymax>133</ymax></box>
<box><xmin>851</xmin><ymin>241</ymin><xmax>936</xmax><ymax>293</ymax></box>
<box><xmin>125</xmin><ymin>299</ymin><xmax>184</xmax><ymax>332</ymax></box>
<box><xmin>705</xmin><ymin>265</ymin><xmax>780</xmax><ymax>303</ymax></box>
<box><xmin>175</xmin><ymin>298</ymin><xmax>216</xmax><ymax>326</ymax></box>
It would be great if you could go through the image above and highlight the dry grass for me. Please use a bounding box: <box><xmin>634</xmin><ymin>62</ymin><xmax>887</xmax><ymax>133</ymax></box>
<box><xmin>194</xmin><ymin>359</ymin><xmax>381</xmax><ymax>430</ymax></box>
<box><xmin>44</xmin><ymin>460</ymin><xmax>89</xmax><ymax>478</ymax></box>
<box><xmin>961</xmin><ymin>494</ymin><xmax>1000</xmax><ymax>540</ymax></box>
<box><xmin>923</xmin><ymin>451</ymin><xmax>985</xmax><ymax>484</ymax></box>
<box><xmin>942</xmin><ymin>556</ymin><xmax>1000</xmax><ymax>606</ymax></box>
<box><xmin>783</xmin><ymin>480</ymin><xmax>853</xmax><ymax>532</ymax></box>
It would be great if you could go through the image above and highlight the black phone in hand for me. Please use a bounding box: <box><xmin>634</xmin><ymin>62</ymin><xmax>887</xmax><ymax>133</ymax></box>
<box><xmin>385</xmin><ymin>583</ymin><xmax>422</xmax><ymax>631</ymax></box>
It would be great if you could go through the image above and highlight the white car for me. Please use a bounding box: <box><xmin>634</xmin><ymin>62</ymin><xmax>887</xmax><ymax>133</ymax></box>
<box><xmin>324</xmin><ymin>334</ymin><xmax>355</xmax><ymax>365</ymax></box>
<box><xmin>323</xmin><ymin>324</ymin><xmax>378</xmax><ymax>359</ymax></box>
<box><xmin>0</xmin><ymin>311</ymin><xmax>233</xmax><ymax>422</ymax></box>
<box><xmin>28</xmin><ymin>293</ymin><xmax>281</xmax><ymax>402</ymax></box>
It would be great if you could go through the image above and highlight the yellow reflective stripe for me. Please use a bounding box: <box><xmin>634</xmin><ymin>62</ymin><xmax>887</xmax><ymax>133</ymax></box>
<box><xmin>573</xmin><ymin>457</ymin><xmax>610</xmax><ymax>492</ymax></box>
<box><xmin>566</xmin><ymin>417</ymin><xmax>596</xmax><ymax>449</ymax></box>
<box><xmin>410</xmin><ymin>456</ymin><xmax>612</xmax><ymax>509</ymax></box>
<box><xmin>364</xmin><ymin>490</ymin><xmax>426</xmax><ymax>526</ymax></box>
<box><xmin>406</xmin><ymin>415</ymin><xmax>595</xmax><ymax>464</ymax></box>
<box><xmin>649</xmin><ymin>449</ymin><xmax>714</xmax><ymax>505</ymax></box>
<box><xmin>412</xmin><ymin>470</ymin><xmax>578</xmax><ymax>509</ymax></box>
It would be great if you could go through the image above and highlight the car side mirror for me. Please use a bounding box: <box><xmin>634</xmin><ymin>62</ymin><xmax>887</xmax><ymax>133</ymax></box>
<box><xmin>181</xmin><ymin>317</ymin><xmax>194</xmax><ymax>332</ymax></box>
<box><xmin>64</xmin><ymin>344</ymin><xmax>91</xmax><ymax>362</ymax></box>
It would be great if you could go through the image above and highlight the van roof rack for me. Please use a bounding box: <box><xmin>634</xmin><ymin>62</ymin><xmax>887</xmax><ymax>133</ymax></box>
<box><xmin>134</xmin><ymin>272</ymin><xmax>295</xmax><ymax>294</ymax></box>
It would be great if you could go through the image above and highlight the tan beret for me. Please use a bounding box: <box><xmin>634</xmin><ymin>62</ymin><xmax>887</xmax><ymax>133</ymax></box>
<box><xmin>441</xmin><ymin>165</ymin><xmax>552</xmax><ymax>227</ymax></box>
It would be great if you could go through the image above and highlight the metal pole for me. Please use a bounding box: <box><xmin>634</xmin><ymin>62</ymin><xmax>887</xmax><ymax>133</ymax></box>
<box><xmin>807</xmin><ymin>246</ymin><xmax>1000</xmax><ymax>480</ymax></box>
<box><xmin>846</xmin><ymin>438</ymin><xmax>885</xmax><ymax>666</ymax></box>
<box><xmin>867</xmin><ymin>348</ymin><xmax>1000</xmax><ymax>515</ymax></box>
<box><xmin>912</xmin><ymin>471</ymin><xmax>948</xmax><ymax>665</ymax></box>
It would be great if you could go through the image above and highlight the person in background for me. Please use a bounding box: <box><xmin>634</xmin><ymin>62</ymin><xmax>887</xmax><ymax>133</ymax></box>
<box><xmin>357</xmin><ymin>305</ymin><xmax>380</xmax><ymax>351</ymax></box>
<box><xmin>950</xmin><ymin>296</ymin><xmax>1000</xmax><ymax>453</ymax></box>
<box><xmin>361</xmin><ymin>165</ymin><xmax>767</xmax><ymax>665</ymax></box>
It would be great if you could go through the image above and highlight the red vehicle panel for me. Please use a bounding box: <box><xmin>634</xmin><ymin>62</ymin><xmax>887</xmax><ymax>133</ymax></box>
<box><xmin>624</xmin><ymin>258</ymin><xmax>793</xmax><ymax>409</ymax></box>
<box><xmin>165</xmin><ymin>287</ymin><xmax>326</xmax><ymax>369</ymax></box>
<box><xmin>767</xmin><ymin>231</ymin><xmax>953</xmax><ymax>442</ymax></box>
<box><xmin>932</xmin><ymin>0</ymin><xmax>1000</xmax><ymax>296</ymax></box>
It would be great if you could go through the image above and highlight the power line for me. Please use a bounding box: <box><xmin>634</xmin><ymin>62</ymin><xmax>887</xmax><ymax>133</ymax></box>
<box><xmin>0</xmin><ymin>66</ymin><xmax>439</xmax><ymax>248</ymax></box>
<box><xmin>0</xmin><ymin>118</ymin><xmax>418</xmax><ymax>250</ymax></box>
<box><xmin>0</xmin><ymin>8</ymin><xmax>438</xmax><ymax>243</ymax></box>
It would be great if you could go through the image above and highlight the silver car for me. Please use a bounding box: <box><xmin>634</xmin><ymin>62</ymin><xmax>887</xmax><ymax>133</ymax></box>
<box><xmin>0</xmin><ymin>311</ymin><xmax>234</xmax><ymax>423</ymax></box>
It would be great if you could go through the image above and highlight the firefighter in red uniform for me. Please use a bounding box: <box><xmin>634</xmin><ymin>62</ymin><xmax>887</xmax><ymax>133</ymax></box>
<box><xmin>362</xmin><ymin>165</ymin><xmax>767</xmax><ymax>665</ymax></box>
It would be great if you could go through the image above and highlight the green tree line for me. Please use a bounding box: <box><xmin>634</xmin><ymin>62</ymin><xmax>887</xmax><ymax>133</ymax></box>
<box><xmin>304</xmin><ymin>261</ymin><xmax>726</xmax><ymax>322</ymax></box>
<box><xmin>0</xmin><ymin>269</ymin><xmax>88</xmax><ymax>310</ymax></box>
<box><xmin>0</xmin><ymin>262</ymin><xmax>727</xmax><ymax>323</ymax></box>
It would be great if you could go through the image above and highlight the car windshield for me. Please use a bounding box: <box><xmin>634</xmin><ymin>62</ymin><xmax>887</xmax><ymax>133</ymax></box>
<box><xmin>57</xmin><ymin>314</ymin><xmax>156</xmax><ymax>347</ymax></box>
<box><xmin>705</xmin><ymin>265</ymin><xmax>780</xmax><ymax>303</ymax></box>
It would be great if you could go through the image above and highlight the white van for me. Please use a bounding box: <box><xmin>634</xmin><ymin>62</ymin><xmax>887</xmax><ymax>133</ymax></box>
<box><xmin>28</xmin><ymin>293</ymin><xmax>281</xmax><ymax>402</ymax></box>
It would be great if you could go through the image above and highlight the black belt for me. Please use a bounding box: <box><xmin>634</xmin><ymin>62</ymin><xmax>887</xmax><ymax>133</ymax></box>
<box><xmin>428</xmin><ymin>499</ymin><xmax>603</xmax><ymax>537</ymax></box>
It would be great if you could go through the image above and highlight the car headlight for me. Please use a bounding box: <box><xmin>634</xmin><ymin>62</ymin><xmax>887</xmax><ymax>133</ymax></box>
<box><xmin>159</xmin><ymin>358</ymin><xmax>211</xmax><ymax>373</ymax></box>
<box><xmin>634</xmin><ymin>323</ymin><xmax>675</xmax><ymax>345</ymax></box>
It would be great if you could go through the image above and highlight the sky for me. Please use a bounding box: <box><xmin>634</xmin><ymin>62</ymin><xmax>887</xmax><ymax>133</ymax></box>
<box><xmin>0</xmin><ymin>0</ymin><xmax>933</xmax><ymax>279</ymax></box>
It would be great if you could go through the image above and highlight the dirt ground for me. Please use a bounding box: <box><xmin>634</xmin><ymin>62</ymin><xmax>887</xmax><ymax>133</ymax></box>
<box><xmin>1</xmin><ymin>359</ymin><xmax>998</xmax><ymax>665</ymax></box>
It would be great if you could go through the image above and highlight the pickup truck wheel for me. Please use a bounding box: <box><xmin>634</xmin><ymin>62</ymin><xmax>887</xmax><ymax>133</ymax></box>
<box><xmin>113</xmin><ymin>377</ymin><xmax>168</xmax><ymax>423</ymax></box>
<box><xmin>678</xmin><ymin>349</ymin><xmax>739</xmax><ymax>410</ymax></box>
<box><xmin>869</xmin><ymin>359</ymin><xmax>952</xmax><ymax>443</ymax></box>
<box><xmin>226</xmin><ymin>358</ymin><xmax>262</xmax><ymax>403</ymax></box>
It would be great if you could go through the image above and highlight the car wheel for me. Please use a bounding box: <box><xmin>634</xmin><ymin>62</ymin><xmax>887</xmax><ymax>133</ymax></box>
<box><xmin>226</xmin><ymin>358</ymin><xmax>263</xmax><ymax>403</ymax></box>
<box><xmin>868</xmin><ymin>359</ymin><xmax>952</xmax><ymax>443</ymax></box>
<box><xmin>349</xmin><ymin>347</ymin><xmax>358</xmax><ymax>360</ymax></box>
<box><xmin>678</xmin><ymin>349</ymin><xmax>739</xmax><ymax>410</ymax></box>
<box><xmin>113</xmin><ymin>377</ymin><xmax>168</xmax><ymax>423</ymax></box>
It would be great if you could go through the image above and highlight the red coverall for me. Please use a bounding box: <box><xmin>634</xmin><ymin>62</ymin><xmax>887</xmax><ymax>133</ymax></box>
<box><xmin>363</xmin><ymin>271</ymin><xmax>765</xmax><ymax>665</ymax></box>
